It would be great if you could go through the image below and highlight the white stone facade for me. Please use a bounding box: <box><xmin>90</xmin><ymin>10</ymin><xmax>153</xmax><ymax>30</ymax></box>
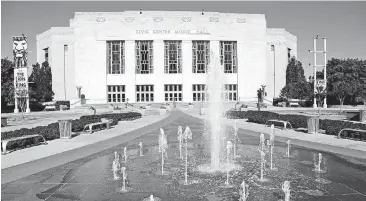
<box><xmin>36</xmin><ymin>11</ymin><xmax>297</xmax><ymax>104</ymax></box>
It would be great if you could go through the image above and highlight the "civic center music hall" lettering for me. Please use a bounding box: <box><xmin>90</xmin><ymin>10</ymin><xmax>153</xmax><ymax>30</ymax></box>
<box><xmin>136</xmin><ymin>30</ymin><xmax>210</xmax><ymax>35</ymax></box>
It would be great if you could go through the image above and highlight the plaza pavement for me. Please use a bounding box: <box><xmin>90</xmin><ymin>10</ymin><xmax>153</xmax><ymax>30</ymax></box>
<box><xmin>1</xmin><ymin>112</ymin><xmax>175</xmax><ymax>184</ymax></box>
<box><xmin>180</xmin><ymin>107</ymin><xmax>366</xmax><ymax>160</ymax></box>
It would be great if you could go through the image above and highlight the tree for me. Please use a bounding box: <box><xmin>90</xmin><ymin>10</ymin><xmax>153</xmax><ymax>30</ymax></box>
<box><xmin>285</xmin><ymin>57</ymin><xmax>306</xmax><ymax>85</ymax></box>
<box><xmin>1</xmin><ymin>58</ymin><xmax>14</xmax><ymax>107</ymax></box>
<box><xmin>280</xmin><ymin>57</ymin><xmax>312</xmax><ymax>100</ymax></box>
<box><xmin>327</xmin><ymin>58</ymin><xmax>364</xmax><ymax>106</ymax></box>
<box><xmin>29</xmin><ymin>61</ymin><xmax>54</xmax><ymax>103</ymax></box>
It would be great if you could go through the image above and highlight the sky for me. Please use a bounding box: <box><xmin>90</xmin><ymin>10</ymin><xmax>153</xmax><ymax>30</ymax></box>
<box><xmin>1</xmin><ymin>1</ymin><xmax>366</xmax><ymax>77</ymax></box>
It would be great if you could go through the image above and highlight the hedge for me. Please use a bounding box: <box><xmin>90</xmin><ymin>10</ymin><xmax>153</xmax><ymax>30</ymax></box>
<box><xmin>225</xmin><ymin>110</ymin><xmax>366</xmax><ymax>136</ymax></box>
<box><xmin>1</xmin><ymin>112</ymin><xmax>142</xmax><ymax>151</ymax></box>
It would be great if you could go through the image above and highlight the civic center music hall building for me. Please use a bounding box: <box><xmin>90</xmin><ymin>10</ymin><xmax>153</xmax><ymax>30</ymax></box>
<box><xmin>36</xmin><ymin>11</ymin><xmax>297</xmax><ymax>104</ymax></box>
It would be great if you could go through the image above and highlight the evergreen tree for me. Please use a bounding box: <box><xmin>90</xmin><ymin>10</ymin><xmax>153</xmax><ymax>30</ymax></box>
<box><xmin>1</xmin><ymin>58</ymin><xmax>14</xmax><ymax>107</ymax></box>
<box><xmin>29</xmin><ymin>61</ymin><xmax>54</xmax><ymax>103</ymax></box>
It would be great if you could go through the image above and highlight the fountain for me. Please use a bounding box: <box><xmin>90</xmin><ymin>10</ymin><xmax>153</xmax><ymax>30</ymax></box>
<box><xmin>258</xmin><ymin>133</ymin><xmax>267</xmax><ymax>181</ymax></box>
<box><xmin>315</xmin><ymin>153</ymin><xmax>322</xmax><ymax>172</ymax></box>
<box><xmin>183</xmin><ymin>126</ymin><xmax>192</xmax><ymax>184</ymax></box>
<box><xmin>124</xmin><ymin>146</ymin><xmax>127</xmax><ymax>162</ymax></box>
<box><xmin>142</xmin><ymin>195</ymin><xmax>162</xmax><ymax>201</ymax></box>
<box><xmin>239</xmin><ymin>180</ymin><xmax>249</xmax><ymax>201</ymax></box>
<box><xmin>158</xmin><ymin>128</ymin><xmax>168</xmax><ymax>175</ymax></box>
<box><xmin>118</xmin><ymin>166</ymin><xmax>132</xmax><ymax>193</ymax></box>
<box><xmin>282</xmin><ymin>181</ymin><xmax>291</xmax><ymax>201</ymax></box>
<box><xmin>139</xmin><ymin>142</ymin><xmax>143</xmax><ymax>156</ymax></box>
<box><xmin>286</xmin><ymin>140</ymin><xmax>291</xmax><ymax>158</ymax></box>
<box><xmin>233</xmin><ymin>120</ymin><xmax>240</xmax><ymax>158</ymax></box>
<box><xmin>177</xmin><ymin>125</ymin><xmax>183</xmax><ymax>160</ymax></box>
<box><xmin>112</xmin><ymin>151</ymin><xmax>121</xmax><ymax>180</ymax></box>
<box><xmin>268</xmin><ymin>126</ymin><xmax>276</xmax><ymax>170</ymax></box>
<box><xmin>205</xmin><ymin>51</ymin><xmax>226</xmax><ymax>170</ymax></box>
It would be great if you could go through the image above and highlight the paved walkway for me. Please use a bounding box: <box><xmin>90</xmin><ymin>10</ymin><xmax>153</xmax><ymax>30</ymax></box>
<box><xmin>1</xmin><ymin>114</ymin><xmax>168</xmax><ymax>169</ymax></box>
<box><xmin>181</xmin><ymin>108</ymin><xmax>366</xmax><ymax>160</ymax></box>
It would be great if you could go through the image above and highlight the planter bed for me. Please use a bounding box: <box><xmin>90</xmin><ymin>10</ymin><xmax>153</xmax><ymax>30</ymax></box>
<box><xmin>1</xmin><ymin>112</ymin><xmax>142</xmax><ymax>151</ymax></box>
<box><xmin>226</xmin><ymin>110</ymin><xmax>366</xmax><ymax>137</ymax></box>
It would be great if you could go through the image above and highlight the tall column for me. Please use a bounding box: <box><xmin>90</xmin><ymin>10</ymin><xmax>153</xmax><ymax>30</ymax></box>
<box><xmin>182</xmin><ymin>40</ymin><xmax>193</xmax><ymax>102</ymax></box>
<box><xmin>125</xmin><ymin>40</ymin><xmax>136</xmax><ymax>103</ymax></box>
<box><xmin>313</xmin><ymin>37</ymin><xmax>317</xmax><ymax>108</ymax></box>
<box><xmin>26</xmin><ymin>97</ymin><xmax>30</xmax><ymax>113</ymax></box>
<box><xmin>153</xmin><ymin>40</ymin><xmax>165</xmax><ymax>103</ymax></box>
<box><xmin>323</xmin><ymin>37</ymin><xmax>327</xmax><ymax>108</ymax></box>
<box><xmin>14</xmin><ymin>98</ymin><xmax>19</xmax><ymax>113</ymax></box>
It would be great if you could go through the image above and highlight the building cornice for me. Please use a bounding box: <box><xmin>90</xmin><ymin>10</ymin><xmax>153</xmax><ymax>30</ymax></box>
<box><xmin>36</xmin><ymin>27</ymin><xmax>74</xmax><ymax>41</ymax></box>
<box><xmin>267</xmin><ymin>28</ymin><xmax>297</xmax><ymax>42</ymax></box>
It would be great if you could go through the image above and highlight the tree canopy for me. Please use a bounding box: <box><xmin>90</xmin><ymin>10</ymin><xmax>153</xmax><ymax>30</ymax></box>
<box><xmin>326</xmin><ymin>58</ymin><xmax>365</xmax><ymax>105</ymax></box>
<box><xmin>29</xmin><ymin>61</ymin><xmax>54</xmax><ymax>103</ymax></box>
<box><xmin>1</xmin><ymin>58</ymin><xmax>15</xmax><ymax>106</ymax></box>
<box><xmin>280</xmin><ymin>57</ymin><xmax>312</xmax><ymax>99</ymax></box>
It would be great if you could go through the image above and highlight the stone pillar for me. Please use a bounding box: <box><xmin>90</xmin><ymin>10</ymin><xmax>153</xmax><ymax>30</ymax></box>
<box><xmin>14</xmin><ymin>97</ymin><xmax>19</xmax><ymax>113</ymax></box>
<box><xmin>125</xmin><ymin>40</ymin><xmax>136</xmax><ymax>103</ymax></box>
<box><xmin>182</xmin><ymin>40</ymin><xmax>193</xmax><ymax>102</ymax></box>
<box><xmin>26</xmin><ymin>97</ymin><xmax>30</xmax><ymax>113</ymax></box>
<box><xmin>154</xmin><ymin>40</ymin><xmax>165</xmax><ymax>103</ymax></box>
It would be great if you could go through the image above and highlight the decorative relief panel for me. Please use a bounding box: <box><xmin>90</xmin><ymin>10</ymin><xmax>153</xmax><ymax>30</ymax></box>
<box><xmin>181</xmin><ymin>17</ymin><xmax>192</xmax><ymax>22</ymax></box>
<box><xmin>209</xmin><ymin>17</ymin><xmax>219</xmax><ymax>22</ymax></box>
<box><xmin>124</xmin><ymin>17</ymin><xmax>135</xmax><ymax>23</ymax></box>
<box><xmin>153</xmin><ymin>17</ymin><xmax>163</xmax><ymax>22</ymax></box>
<box><xmin>96</xmin><ymin>17</ymin><xmax>106</xmax><ymax>22</ymax></box>
<box><xmin>236</xmin><ymin>18</ymin><xmax>246</xmax><ymax>23</ymax></box>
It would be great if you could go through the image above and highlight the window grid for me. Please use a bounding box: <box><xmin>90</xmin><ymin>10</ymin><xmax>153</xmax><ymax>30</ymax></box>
<box><xmin>164</xmin><ymin>41</ymin><xmax>182</xmax><ymax>74</ymax></box>
<box><xmin>107</xmin><ymin>85</ymin><xmax>126</xmax><ymax>103</ymax></box>
<box><xmin>136</xmin><ymin>41</ymin><xmax>154</xmax><ymax>74</ymax></box>
<box><xmin>192</xmin><ymin>41</ymin><xmax>210</xmax><ymax>73</ymax></box>
<box><xmin>136</xmin><ymin>85</ymin><xmax>154</xmax><ymax>102</ymax></box>
<box><xmin>164</xmin><ymin>84</ymin><xmax>183</xmax><ymax>102</ymax></box>
<box><xmin>223</xmin><ymin>84</ymin><xmax>237</xmax><ymax>102</ymax></box>
<box><xmin>192</xmin><ymin>84</ymin><xmax>207</xmax><ymax>102</ymax></box>
<box><xmin>220</xmin><ymin>41</ymin><xmax>237</xmax><ymax>74</ymax></box>
<box><xmin>44</xmin><ymin>48</ymin><xmax>49</xmax><ymax>62</ymax></box>
<box><xmin>107</xmin><ymin>41</ymin><xmax>125</xmax><ymax>74</ymax></box>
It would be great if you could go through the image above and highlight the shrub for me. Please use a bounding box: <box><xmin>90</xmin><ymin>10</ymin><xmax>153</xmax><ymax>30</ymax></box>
<box><xmin>1</xmin><ymin>112</ymin><xmax>142</xmax><ymax>150</ymax></box>
<box><xmin>55</xmin><ymin>101</ymin><xmax>70</xmax><ymax>110</ymax></box>
<box><xmin>225</xmin><ymin>110</ymin><xmax>366</xmax><ymax>136</ymax></box>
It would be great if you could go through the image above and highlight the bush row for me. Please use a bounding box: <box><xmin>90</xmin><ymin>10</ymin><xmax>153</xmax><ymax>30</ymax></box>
<box><xmin>1</xmin><ymin>112</ymin><xmax>142</xmax><ymax>151</ymax></box>
<box><xmin>225</xmin><ymin>110</ymin><xmax>366</xmax><ymax>136</ymax></box>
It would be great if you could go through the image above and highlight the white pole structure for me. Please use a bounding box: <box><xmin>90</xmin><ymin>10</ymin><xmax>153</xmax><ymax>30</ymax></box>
<box><xmin>323</xmin><ymin>37</ymin><xmax>327</xmax><ymax>108</ymax></box>
<box><xmin>313</xmin><ymin>36</ymin><xmax>317</xmax><ymax>108</ymax></box>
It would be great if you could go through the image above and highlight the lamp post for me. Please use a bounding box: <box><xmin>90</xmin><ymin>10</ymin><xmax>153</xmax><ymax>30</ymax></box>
<box><xmin>271</xmin><ymin>45</ymin><xmax>276</xmax><ymax>99</ymax></box>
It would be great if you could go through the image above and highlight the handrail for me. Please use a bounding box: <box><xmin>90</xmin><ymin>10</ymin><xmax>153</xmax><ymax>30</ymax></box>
<box><xmin>337</xmin><ymin>128</ymin><xmax>366</xmax><ymax>139</ymax></box>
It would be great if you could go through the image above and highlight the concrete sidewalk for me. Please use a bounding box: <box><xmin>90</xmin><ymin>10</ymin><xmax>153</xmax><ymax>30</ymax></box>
<box><xmin>181</xmin><ymin>108</ymin><xmax>366</xmax><ymax>160</ymax></box>
<box><xmin>1</xmin><ymin>114</ymin><xmax>167</xmax><ymax>169</ymax></box>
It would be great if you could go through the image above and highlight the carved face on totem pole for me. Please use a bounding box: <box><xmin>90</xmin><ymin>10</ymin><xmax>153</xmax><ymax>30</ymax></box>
<box><xmin>13</xmin><ymin>36</ymin><xmax>28</xmax><ymax>68</ymax></box>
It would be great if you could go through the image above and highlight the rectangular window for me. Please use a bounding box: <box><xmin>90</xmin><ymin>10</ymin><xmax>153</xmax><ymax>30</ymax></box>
<box><xmin>136</xmin><ymin>85</ymin><xmax>154</xmax><ymax>102</ymax></box>
<box><xmin>287</xmin><ymin>48</ymin><xmax>292</xmax><ymax>63</ymax></box>
<box><xmin>44</xmin><ymin>48</ymin><xmax>49</xmax><ymax>62</ymax></box>
<box><xmin>136</xmin><ymin>41</ymin><xmax>154</xmax><ymax>74</ymax></box>
<box><xmin>192</xmin><ymin>41</ymin><xmax>210</xmax><ymax>73</ymax></box>
<box><xmin>223</xmin><ymin>84</ymin><xmax>237</xmax><ymax>102</ymax></box>
<box><xmin>106</xmin><ymin>41</ymin><xmax>125</xmax><ymax>74</ymax></box>
<box><xmin>164</xmin><ymin>84</ymin><xmax>183</xmax><ymax>102</ymax></box>
<box><xmin>164</xmin><ymin>41</ymin><xmax>182</xmax><ymax>74</ymax></box>
<box><xmin>107</xmin><ymin>85</ymin><xmax>126</xmax><ymax>103</ymax></box>
<box><xmin>220</xmin><ymin>41</ymin><xmax>237</xmax><ymax>74</ymax></box>
<box><xmin>192</xmin><ymin>84</ymin><xmax>207</xmax><ymax>102</ymax></box>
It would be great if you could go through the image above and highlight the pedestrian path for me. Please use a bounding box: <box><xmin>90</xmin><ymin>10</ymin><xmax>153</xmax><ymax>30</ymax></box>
<box><xmin>181</xmin><ymin>108</ymin><xmax>366</xmax><ymax>160</ymax></box>
<box><xmin>1</xmin><ymin>114</ymin><xmax>167</xmax><ymax>169</ymax></box>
